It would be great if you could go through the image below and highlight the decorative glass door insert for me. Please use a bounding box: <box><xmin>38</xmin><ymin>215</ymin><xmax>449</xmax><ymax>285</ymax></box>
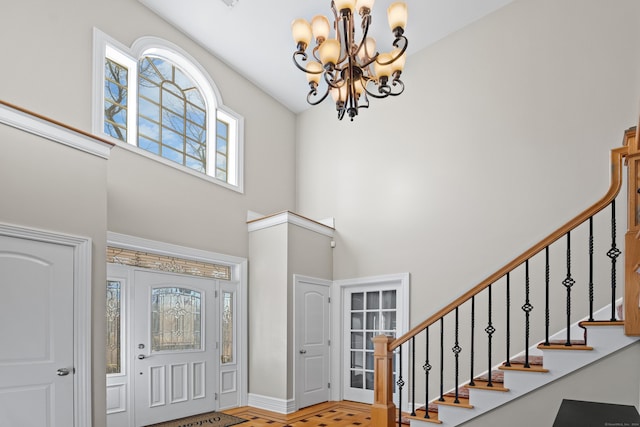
<box><xmin>151</xmin><ymin>287</ymin><xmax>202</xmax><ymax>352</ymax></box>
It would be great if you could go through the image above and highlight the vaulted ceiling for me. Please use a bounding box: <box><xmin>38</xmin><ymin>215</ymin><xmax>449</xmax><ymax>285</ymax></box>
<box><xmin>139</xmin><ymin>0</ymin><xmax>515</xmax><ymax>113</ymax></box>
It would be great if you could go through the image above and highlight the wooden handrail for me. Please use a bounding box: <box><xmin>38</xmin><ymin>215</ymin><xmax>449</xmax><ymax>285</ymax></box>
<box><xmin>389</xmin><ymin>145</ymin><xmax>629</xmax><ymax>351</ymax></box>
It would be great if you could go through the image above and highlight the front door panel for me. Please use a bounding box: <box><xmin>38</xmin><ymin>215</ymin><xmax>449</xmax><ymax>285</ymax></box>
<box><xmin>134</xmin><ymin>270</ymin><xmax>217</xmax><ymax>426</ymax></box>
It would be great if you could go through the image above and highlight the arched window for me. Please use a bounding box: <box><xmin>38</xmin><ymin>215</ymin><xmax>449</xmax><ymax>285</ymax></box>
<box><xmin>94</xmin><ymin>30</ymin><xmax>243</xmax><ymax>192</ymax></box>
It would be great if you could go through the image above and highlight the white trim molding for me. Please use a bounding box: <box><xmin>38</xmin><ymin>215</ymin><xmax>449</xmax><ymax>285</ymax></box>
<box><xmin>0</xmin><ymin>101</ymin><xmax>112</xmax><ymax>159</ymax></box>
<box><xmin>247</xmin><ymin>393</ymin><xmax>296</xmax><ymax>414</ymax></box>
<box><xmin>0</xmin><ymin>223</ymin><xmax>93</xmax><ymax>427</ymax></box>
<box><xmin>247</xmin><ymin>211</ymin><xmax>335</xmax><ymax>237</ymax></box>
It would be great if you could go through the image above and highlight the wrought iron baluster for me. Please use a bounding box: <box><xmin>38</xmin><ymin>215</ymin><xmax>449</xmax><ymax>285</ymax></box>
<box><xmin>544</xmin><ymin>246</ymin><xmax>550</xmax><ymax>346</ymax></box>
<box><xmin>607</xmin><ymin>200</ymin><xmax>620</xmax><ymax>321</ymax></box>
<box><xmin>411</xmin><ymin>336</ymin><xmax>416</xmax><ymax>416</ymax></box>
<box><xmin>397</xmin><ymin>346</ymin><xmax>404</xmax><ymax>427</ymax></box>
<box><xmin>453</xmin><ymin>307</ymin><xmax>461</xmax><ymax>403</ymax></box>
<box><xmin>439</xmin><ymin>317</ymin><xmax>444</xmax><ymax>402</ymax></box>
<box><xmin>423</xmin><ymin>326</ymin><xmax>431</xmax><ymax>419</ymax></box>
<box><xmin>505</xmin><ymin>273</ymin><xmax>511</xmax><ymax>367</ymax></box>
<box><xmin>486</xmin><ymin>284</ymin><xmax>495</xmax><ymax>387</ymax></box>
<box><xmin>522</xmin><ymin>260</ymin><xmax>533</xmax><ymax>368</ymax></box>
<box><xmin>589</xmin><ymin>217</ymin><xmax>595</xmax><ymax>321</ymax></box>
<box><xmin>563</xmin><ymin>232</ymin><xmax>575</xmax><ymax>346</ymax></box>
<box><xmin>469</xmin><ymin>296</ymin><xmax>475</xmax><ymax>386</ymax></box>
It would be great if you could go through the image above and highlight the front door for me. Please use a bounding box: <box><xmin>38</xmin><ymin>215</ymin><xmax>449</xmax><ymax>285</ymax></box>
<box><xmin>294</xmin><ymin>276</ymin><xmax>331</xmax><ymax>410</ymax></box>
<box><xmin>133</xmin><ymin>270</ymin><xmax>217</xmax><ymax>426</ymax></box>
<box><xmin>0</xmin><ymin>235</ymin><xmax>74</xmax><ymax>427</ymax></box>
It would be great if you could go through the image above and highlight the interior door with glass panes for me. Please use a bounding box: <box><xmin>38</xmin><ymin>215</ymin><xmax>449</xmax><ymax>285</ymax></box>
<box><xmin>133</xmin><ymin>270</ymin><xmax>217</xmax><ymax>427</ymax></box>
<box><xmin>343</xmin><ymin>287</ymin><xmax>398</xmax><ymax>403</ymax></box>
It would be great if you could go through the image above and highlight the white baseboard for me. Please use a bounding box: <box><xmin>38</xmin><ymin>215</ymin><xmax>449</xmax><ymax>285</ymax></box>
<box><xmin>247</xmin><ymin>393</ymin><xmax>296</xmax><ymax>414</ymax></box>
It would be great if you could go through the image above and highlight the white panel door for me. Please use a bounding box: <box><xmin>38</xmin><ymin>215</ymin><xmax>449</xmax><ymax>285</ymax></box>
<box><xmin>0</xmin><ymin>235</ymin><xmax>74</xmax><ymax>427</ymax></box>
<box><xmin>134</xmin><ymin>270</ymin><xmax>217</xmax><ymax>427</ymax></box>
<box><xmin>295</xmin><ymin>277</ymin><xmax>331</xmax><ymax>410</ymax></box>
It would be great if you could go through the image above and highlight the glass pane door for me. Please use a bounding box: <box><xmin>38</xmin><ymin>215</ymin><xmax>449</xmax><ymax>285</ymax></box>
<box><xmin>345</xmin><ymin>288</ymin><xmax>397</xmax><ymax>402</ymax></box>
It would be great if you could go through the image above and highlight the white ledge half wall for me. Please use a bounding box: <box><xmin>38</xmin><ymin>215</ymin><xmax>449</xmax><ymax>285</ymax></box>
<box><xmin>247</xmin><ymin>210</ymin><xmax>335</xmax><ymax>238</ymax></box>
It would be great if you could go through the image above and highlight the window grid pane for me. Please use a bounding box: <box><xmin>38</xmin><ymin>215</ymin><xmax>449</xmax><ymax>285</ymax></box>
<box><xmin>104</xmin><ymin>58</ymin><xmax>128</xmax><ymax>142</ymax></box>
<box><xmin>349</xmin><ymin>289</ymin><xmax>397</xmax><ymax>390</ymax></box>
<box><xmin>138</xmin><ymin>56</ymin><xmax>207</xmax><ymax>174</ymax></box>
<box><xmin>216</xmin><ymin>118</ymin><xmax>229</xmax><ymax>181</ymax></box>
<box><xmin>106</xmin><ymin>281</ymin><xmax>122</xmax><ymax>374</ymax></box>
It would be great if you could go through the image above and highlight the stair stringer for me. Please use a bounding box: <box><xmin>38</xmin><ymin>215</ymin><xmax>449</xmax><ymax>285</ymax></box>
<box><xmin>409</xmin><ymin>302</ymin><xmax>640</xmax><ymax>427</ymax></box>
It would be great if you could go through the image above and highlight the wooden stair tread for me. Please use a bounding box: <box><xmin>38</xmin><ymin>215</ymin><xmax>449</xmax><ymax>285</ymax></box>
<box><xmin>405</xmin><ymin>409</ymin><xmax>442</xmax><ymax>424</ymax></box>
<box><xmin>500</xmin><ymin>363</ymin><xmax>549</xmax><ymax>373</ymax></box>
<box><xmin>579</xmin><ymin>320</ymin><xmax>624</xmax><ymax>327</ymax></box>
<box><xmin>434</xmin><ymin>395</ymin><xmax>473</xmax><ymax>408</ymax></box>
<box><xmin>537</xmin><ymin>343</ymin><xmax>593</xmax><ymax>351</ymax></box>
<box><xmin>500</xmin><ymin>355</ymin><xmax>548</xmax><ymax>372</ymax></box>
<box><xmin>467</xmin><ymin>380</ymin><xmax>509</xmax><ymax>392</ymax></box>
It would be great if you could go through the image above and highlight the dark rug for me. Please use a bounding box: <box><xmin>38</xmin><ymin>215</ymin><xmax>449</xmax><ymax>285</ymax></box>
<box><xmin>145</xmin><ymin>411</ymin><xmax>247</xmax><ymax>427</ymax></box>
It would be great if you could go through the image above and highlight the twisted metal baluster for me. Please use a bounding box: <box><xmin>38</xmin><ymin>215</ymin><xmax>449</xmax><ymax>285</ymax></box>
<box><xmin>522</xmin><ymin>260</ymin><xmax>533</xmax><ymax>368</ymax></box>
<box><xmin>543</xmin><ymin>246</ymin><xmax>550</xmax><ymax>346</ymax></box>
<box><xmin>453</xmin><ymin>307</ymin><xmax>462</xmax><ymax>403</ymax></box>
<box><xmin>505</xmin><ymin>273</ymin><xmax>511</xmax><ymax>367</ymax></box>
<box><xmin>411</xmin><ymin>336</ymin><xmax>416</xmax><ymax>416</ymax></box>
<box><xmin>563</xmin><ymin>232</ymin><xmax>575</xmax><ymax>346</ymax></box>
<box><xmin>439</xmin><ymin>318</ymin><xmax>445</xmax><ymax>402</ymax></box>
<box><xmin>608</xmin><ymin>200</ymin><xmax>621</xmax><ymax>321</ymax></box>
<box><xmin>589</xmin><ymin>217</ymin><xmax>595</xmax><ymax>321</ymax></box>
<box><xmin>469</xmin><ymin>296</ymin><xmax>476</xmax><ymax>386</ymax></box>
<box><xmin>486</xmin><ymin>284</ymin><xmax>495</xmax><ymax>387</ymax></box>
<box><xmin>423</xmin><ymin>326</ymin><xmax>431</xmax><ymax>419</ymax></box>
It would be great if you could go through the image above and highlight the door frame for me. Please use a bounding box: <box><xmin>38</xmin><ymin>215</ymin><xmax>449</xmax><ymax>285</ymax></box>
<box><xmin>0</xmin><ymin>222</ymin><xmax>93</xmax><ymax>427</ymax></box>
<box><xmin>106</xmin><ymin>232</ymin><xmax>248</xmax><ymax>417</ymax></box>
<box><xmin>293</xmin><ymin>274</ymin><xmax>332</xmax><ymax>411</ymax></box>
<box><xmin>332</xmin><ymin>273</ymin><xmax>410</xmax><ymax>405</ymax></box>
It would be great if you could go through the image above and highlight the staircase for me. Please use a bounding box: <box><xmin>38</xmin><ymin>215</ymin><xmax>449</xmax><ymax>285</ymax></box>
<box><xmin>405</xmin><ymin>303</ymin><xmax>638</xmax><ymax>426</ymax></box>
<box><xmin>371</xmin><ymin>127</ymin><xmax>640</xmax><ymax>427</ymax></box>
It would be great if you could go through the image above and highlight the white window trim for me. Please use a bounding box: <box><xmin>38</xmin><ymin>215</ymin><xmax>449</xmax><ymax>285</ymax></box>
<box><xmin>92</xmin><ymin>28</ymin><xmax>244</xmax><ymax>193</ymax></box>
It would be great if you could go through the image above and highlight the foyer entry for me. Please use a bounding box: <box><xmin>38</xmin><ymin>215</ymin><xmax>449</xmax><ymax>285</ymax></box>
<box><xmin>106</xmin><ymin>233</ymin><xmax>247</xmax><ymax>427</ymax></box>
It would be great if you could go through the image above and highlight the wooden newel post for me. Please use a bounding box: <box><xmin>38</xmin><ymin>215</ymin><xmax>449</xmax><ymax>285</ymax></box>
<box><xmin>624</xmin><ymin>126</ymin><xmax>640</xmax><ymax>335</ymax></box>
<box><xmin>372</xmin><ymin>335</ymin><xmax>395</xmax><ymax>427</ymax></box>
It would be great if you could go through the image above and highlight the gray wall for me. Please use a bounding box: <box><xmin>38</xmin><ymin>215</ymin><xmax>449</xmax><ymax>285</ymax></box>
<box><xmin>1</xmin><ymin>1</ymin><xmax>297</xmax><ymax>426</ymax></box>
<box><xmin>0</xmin><ymin>126</ymin><xmax>109</xmax><ymax>426</ymax></box>
<box><xmin>296</xmin><ymin>0</ymin><xmax>640</xmax><ymax>346</ymax></box>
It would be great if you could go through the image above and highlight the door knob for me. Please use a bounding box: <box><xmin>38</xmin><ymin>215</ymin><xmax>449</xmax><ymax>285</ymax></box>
<box><xmin>299</xmin><ymin>349</ymin><xmax>307</xmax><ymax>354</ymax></box>
<box><xmin>57</xmin><ymin>368</ymin><xmax>71</xmax><ymax>376</ymax></box>
<box><xmin>138</xmin><ymin>354</ymin><xmax>150</xmax><ymax>360</ymax></box>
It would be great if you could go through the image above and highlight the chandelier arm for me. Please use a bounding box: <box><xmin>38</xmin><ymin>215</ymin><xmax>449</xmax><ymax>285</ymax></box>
<box><xmin>376</xmin><ymin>35</ymin><xmax>409</xmax><ymax>66</ymax></box>
<box><xmin>323</xmin><ymin>68</ymin><xmax>343</xmax><ymax>89</ymax></box>
<box><xmin>363</xmin><ymin>82</ymin><xmax>391</xmax><ymax>99</ymax></box>
<box><xmin>307</xmin><ymin>86</ymin><xmax>331</xmax><ymax>106</ymax></box>
<box><xmin>292</xmin><ymin>50</ymin><xmax>310</xmax><ymax>73</ymax></box>
<box><xmin>388</xmin><ymin>78</ymin><xmax>405</xmax><ymax>97</ymax></box>
<box><xmin>354</xmin><ymin>12</ymin><xmax>373</xmax><ymax>62</ymax></box>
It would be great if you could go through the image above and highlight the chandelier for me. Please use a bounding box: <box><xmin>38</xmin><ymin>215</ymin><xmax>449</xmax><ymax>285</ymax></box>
<box><xmin>291</xmin><ymin>0</ymin><xmax>408</xmax><ymax>121</ymax></box>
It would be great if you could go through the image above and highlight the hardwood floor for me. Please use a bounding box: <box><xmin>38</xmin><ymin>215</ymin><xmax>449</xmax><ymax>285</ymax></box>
<box><xmin>223</xmin><ymin>401</ymin><xmax>373</xmax><ymax>427</ymax></box>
